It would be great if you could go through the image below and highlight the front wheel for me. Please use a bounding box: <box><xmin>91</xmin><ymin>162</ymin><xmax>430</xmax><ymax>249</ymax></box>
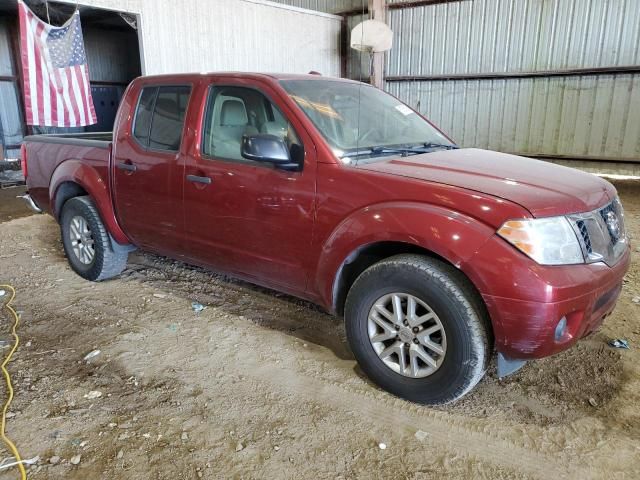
<box><xmin>344</xmin><ymin>254</ymin><xmax>490</xmax><ymax>405</ymax></box>
<box><xmin>60</xmin><ymin>196</ymin><xmax>128</xmax><ymax>281</ymax></box>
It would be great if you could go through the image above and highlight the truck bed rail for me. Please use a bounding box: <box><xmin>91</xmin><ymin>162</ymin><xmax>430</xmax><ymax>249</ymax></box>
<box><xmin>23</xmin><ymin>132</ymin><xmax>112</xmax><ymax>149</ymax></box>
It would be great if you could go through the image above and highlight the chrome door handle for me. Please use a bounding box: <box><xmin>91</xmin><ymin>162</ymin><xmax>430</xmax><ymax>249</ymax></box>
<box><xmin>186</xmin><ymin>174</ymin><xmax>212</xmax><ymax>185</ymax></box>
<box><xmin>116</xmin><ymin>161</ymin><xmax>137</xmax><ymax>172</ymax></box>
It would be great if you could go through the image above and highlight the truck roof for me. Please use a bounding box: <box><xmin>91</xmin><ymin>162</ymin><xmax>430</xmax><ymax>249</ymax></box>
<box><xmin>133</xmin><ymin>72</ymin><xmax>360</xmax><ymax>84</ymax></box>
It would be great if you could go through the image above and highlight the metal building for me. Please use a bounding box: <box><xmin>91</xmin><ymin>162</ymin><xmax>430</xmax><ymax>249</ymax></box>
<box><xmin>3</xmin><ymin>0</ymin><xmax>639</xmax><ymax>169</ymax></box>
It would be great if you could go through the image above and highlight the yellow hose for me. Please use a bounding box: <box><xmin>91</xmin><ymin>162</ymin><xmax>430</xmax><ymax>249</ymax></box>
<box><xmin>0</xmin><ymin>285</ymin><xmax>26</xmax><ymax>480</ymax></box>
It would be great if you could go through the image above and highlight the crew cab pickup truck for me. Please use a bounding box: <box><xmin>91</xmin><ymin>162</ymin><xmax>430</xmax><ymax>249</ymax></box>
<box><xmin>21</xmin><ymin>73</ymin><xmax>630</xmax><ymax>404</ymax></box>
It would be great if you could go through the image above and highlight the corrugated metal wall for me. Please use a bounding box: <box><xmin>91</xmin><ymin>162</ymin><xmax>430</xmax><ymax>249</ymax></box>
<box><xmin>346</xmin><ymin>13</ymin><xmax>371</xmax><ymax>81</ymax></box>
<box><xmin>84</xmin><ymin>28</ymin><xmax>140</xmax><ymax>83</ymax></box>
<box><xmin>68</xmin><ymin>0</ymin><xmax>342</xmax><ymax>77</ymax></box>
<box><xmin>387</xmin><ymin>0</ymin><xmax>640</xmax><ymax>75</ymax></box>
<box><xmin>384</xmin><ymin>0</ymin><xmax>640</xmax><ymax>162</ymax></box>
<box><xmin>386</xmin><ymin>74</ymin><xmax>640</xmax><ymax>161</ymax></box>
<box><xmin>0</xmin><ymin>18</ymin><xmax>23</xmax><ymax>158</ymax></box>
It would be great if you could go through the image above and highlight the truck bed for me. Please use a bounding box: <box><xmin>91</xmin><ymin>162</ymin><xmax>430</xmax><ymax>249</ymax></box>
<box><xmin>23</xmin><ymin>132</ymin><xmax>113</xmax><ymax>217</ymax></box>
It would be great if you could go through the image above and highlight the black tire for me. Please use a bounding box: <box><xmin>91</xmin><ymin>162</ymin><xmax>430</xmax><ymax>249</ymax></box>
<box><xmin>344</xmin><ymin>254</ymin><xmax>490</xmax><ymax>405</ymax></box>
<box><xmin>60</xmin><ymin>196</ymin><xmax>128</xmax><ymax>281</ymax></box>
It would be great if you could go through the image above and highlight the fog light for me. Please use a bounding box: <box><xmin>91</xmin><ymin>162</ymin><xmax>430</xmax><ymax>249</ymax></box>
<box><xmin>554</xmin><ymin>316</ymin><xmax>567</xmax><ymax>341</ymax></box>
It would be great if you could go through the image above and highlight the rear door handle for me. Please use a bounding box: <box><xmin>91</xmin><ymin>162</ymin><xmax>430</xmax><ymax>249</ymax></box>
<box><xmin>186</xmin><ymin>174</ymin><xmax>212</xmax><ymax>185</ymax></box>
<box><xmin>116</xmin><ymin>161</ymin><xmax>137</xmax><ymax>172</ymax></box>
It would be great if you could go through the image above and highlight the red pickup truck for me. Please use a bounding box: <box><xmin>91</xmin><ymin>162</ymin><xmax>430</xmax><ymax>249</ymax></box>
<box><xmin>21</xmin><ymin>73</ymin><xmax>630</xmax><ymax>404</ymax></box>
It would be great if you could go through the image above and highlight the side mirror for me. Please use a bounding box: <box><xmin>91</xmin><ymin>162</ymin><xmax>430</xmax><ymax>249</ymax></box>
<box><xmin>241</xmin><ymin>134</ymin><xmax>299</xmax><ymax>171</ymax></box>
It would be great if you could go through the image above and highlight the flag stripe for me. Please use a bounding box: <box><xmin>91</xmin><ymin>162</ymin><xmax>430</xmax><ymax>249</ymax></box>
<box><xmin>54</xmin><ymin>69</ymin><xmax>66</xmax><ymax>127</ymax></box>
<box><xmin>18</xmin><ymin>1</ymin><xmax>97</xmax><ymax>128</ymax></box>
<box><xmin>33</xmin><ymin>19</ymin><xmax>46</xmax><ymax>125</ymax></box>
<box><xmin>59</xmin><ymin>66</ymin><xmax>75</xmax><ymax>127</ymax></box>
<box><xmin>77</xmin><ymin>66</ymin><xmax>93</xmax><ymax>124</ymax></box>
<box><xmin>37</xmin><ymin>22</ymin><xmax>53</xmax><ymax>126</ymax></box>
<box><xmin>85</xmin><ymin>65</ymin><xmax>97</xmax><ymax>123</ymax></box>
<box><xmin>17</xmin><ymin>4</ymin><xmax>32</xmax><ymax>124</ymax></box>
<box><xmin>47</xmin><ymin>52</ymin><xmax>65</xmax><ymax>127</ymax></box>
<box><xmin>26</xmin><ymin>12</ymin><xmax>38</xmax><ymax>124</ymax></box>
<box><xmin>69</xmin><ymin>66</ymin><xmax>84</xmax><ymax>126</ymax></box>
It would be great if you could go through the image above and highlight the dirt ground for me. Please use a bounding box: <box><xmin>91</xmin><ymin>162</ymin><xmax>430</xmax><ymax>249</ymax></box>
<box><xmin>0</xmin><ymin>181</ymin><xmax>639</xmax><ymax>479</ymax></box>
<box><xmin>0</xmin><ymin>186</ymin><xmax>30</xmax><ymax>223</ymax></box>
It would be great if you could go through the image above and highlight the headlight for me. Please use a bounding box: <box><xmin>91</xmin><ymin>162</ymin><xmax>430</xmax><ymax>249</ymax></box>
<box><xmin>497</xmin><ymin>217</ymin><xmax>584</xmax><ymax>265</ymax></box>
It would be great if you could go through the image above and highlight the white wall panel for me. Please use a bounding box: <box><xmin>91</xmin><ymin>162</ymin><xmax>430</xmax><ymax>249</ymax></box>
<box><xmin>63</xmin><ymin>0</ymin><xmax>342</xmax><ymax>76</ymax></box>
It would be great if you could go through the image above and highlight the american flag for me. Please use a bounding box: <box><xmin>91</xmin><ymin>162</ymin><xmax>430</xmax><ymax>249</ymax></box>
<box><xmin>18</xmin><ymin>1</ymin><xmax>97</xmax><ymax>127</ymax></box>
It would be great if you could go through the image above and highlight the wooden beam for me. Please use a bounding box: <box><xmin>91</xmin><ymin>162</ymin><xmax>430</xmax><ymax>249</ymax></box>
<box><xmin>340</xmin><ymin>7</ymin><xmax>369</xmax><ymax>17</ymax></box>
<box><xmin>340</xmin><ymin>17</ymin><xmax>348</xmax><ymax>78</ymax></box>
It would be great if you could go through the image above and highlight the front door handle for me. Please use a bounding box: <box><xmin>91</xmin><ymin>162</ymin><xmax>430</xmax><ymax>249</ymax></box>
<box><xmin>116</xmin><ymin>161</ymin><xmax>137</xmax><ymax>172</ymax></box>
<box><xmin>186</xmin><ymin>174</ymin><xmax>212</xmax><ymax>185</ymax></box>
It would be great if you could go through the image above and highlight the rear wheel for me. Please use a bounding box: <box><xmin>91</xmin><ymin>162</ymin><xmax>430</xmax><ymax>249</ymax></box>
<box><xmin>344</xmin><ymin>254</ymin><xmax>490</xmax><ymax>405</ymax></box>
<box><xmin>60</xmin><ymin>196</ymin><xmax>128</xmax><ymax>281</ymax></box>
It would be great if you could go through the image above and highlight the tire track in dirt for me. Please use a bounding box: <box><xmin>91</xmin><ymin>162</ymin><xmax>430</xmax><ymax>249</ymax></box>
<box><xmin>201</xmin><ymin>323</ymin><xmax>573</xmax><ymax>480</ymax></box>
<box><xmin>118</xmin><ymin>253</ymin><xmax>627</xmax><ymax>480</ymax></box>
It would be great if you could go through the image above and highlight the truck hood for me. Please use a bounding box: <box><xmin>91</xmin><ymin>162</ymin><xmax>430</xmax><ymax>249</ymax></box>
<box><xmin>357</xmin><ymin>148</ymin><xmax>614</xmax><ymax>217</ymax></box>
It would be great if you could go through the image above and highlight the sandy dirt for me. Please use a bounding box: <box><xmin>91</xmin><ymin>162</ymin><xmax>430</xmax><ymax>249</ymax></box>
<box><xmin>0</xmin><ymin>181</ymin><xmax>639</xmax><ymax>479</ymax></box>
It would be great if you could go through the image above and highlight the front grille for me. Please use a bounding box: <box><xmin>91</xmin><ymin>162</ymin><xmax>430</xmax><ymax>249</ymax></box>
<box><xmin>576</xmin><ymin>219</ymin><xmax>592</xmax><ymax>254</ymax></box>
<box><xmin>568</xmin><ymin>198</ymin><xmax>627</xmax><ymax>266</ymax></box>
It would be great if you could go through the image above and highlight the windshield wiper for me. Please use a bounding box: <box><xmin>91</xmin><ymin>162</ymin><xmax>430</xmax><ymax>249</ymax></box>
<box><xmin>343</xmin><ymin>142</ymin><xmax>458</xmax><ymax>160</ymax></box>
<box><xmin>341</xmin><ymin>147</ymin><xmax>411</xmax><ymax>159</ymax></box>
<box><xmin>415</xmin><ymin>142</ymin><xmax>459</xmax><ymax>151</ymax></box>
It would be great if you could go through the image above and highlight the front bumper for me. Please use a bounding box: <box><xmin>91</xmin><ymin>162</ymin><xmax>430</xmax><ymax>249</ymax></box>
<box><xmin>463</xmin><ymin>235</ymin><xmax>631</xmax><ymax>360</ymax></box>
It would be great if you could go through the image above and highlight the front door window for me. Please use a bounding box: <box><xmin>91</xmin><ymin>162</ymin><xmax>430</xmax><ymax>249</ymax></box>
<box><xmin>201</xmin><ymin>86</ymin><xmax>303</xmax><ymax>166</ymax></box>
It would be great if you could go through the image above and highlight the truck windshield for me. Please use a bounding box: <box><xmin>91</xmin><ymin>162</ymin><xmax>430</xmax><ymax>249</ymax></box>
<box><xmin>279</xmin><ymin>79</ymin><xmax>456</xmax><ymax>164</ymax></box>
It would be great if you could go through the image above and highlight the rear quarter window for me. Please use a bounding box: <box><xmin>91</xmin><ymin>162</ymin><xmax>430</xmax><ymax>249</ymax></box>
<box><xmin>132</xmin><ymin>85</ymin><xmax>191</xmax><ymax>152</ymax></box>
<box><xmin>132</xmin><ymin>88</ymin><xmax>156</xmax><ymax>145</ymax></box>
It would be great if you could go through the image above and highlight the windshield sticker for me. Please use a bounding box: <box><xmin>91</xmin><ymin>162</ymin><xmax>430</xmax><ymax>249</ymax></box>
<box><xmin>395</xmin><ymin>104</ymin><xmax>414</xmax><ymax>116</ymax></box>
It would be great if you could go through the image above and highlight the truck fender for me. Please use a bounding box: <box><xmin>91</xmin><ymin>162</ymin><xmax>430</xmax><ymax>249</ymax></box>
<box><xmin>315</xmin><ymin>202</ymin><xmax>496</xmax><ymax>312</ymax></box>
<box><xmin>49</xmin><ymin>159</ymin><xmax>130</xmax><ymax>245</ymax></box>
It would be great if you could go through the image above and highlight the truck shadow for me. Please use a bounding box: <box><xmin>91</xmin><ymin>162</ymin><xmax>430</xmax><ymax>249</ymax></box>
<box><xmin>123</xmin><ymin>251</ymin><xmax>355</xmax><ymax>361</ymax></box>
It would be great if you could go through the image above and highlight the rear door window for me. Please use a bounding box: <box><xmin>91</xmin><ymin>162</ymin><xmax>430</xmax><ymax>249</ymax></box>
<box><xmin>132</xmin><ymin>87</ymin><xmax>156</xmax><ymax>146</ymax></box>
<box><xmin>132</xmin><ymin>85</ymin><xmax>191</xmax><ymax>151</ymax></box>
